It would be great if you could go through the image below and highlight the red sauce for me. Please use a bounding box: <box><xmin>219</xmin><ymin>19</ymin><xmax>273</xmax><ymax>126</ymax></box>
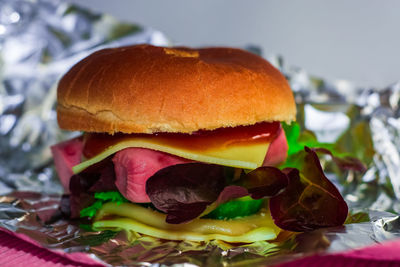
<box><xmin>83</xmin><ymin>121</ymin><xmax>281</xmax><ymax>159</ymax></box>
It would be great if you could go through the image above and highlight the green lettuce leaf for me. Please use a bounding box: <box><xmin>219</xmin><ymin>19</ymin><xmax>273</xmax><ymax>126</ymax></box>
<box><xmin>80</xmin><ymin>191</ymin><xmax>128</xmax><ymax>218</ymax></box>
<box><xmin>283</xmin><ymin>122</ymin><xmax>334</xmax><ymax>158</ymax></box>
<box><xmin>282</xmin><ymin>122</ymin><xmax>366</xmax><ymax>172</ymax></box>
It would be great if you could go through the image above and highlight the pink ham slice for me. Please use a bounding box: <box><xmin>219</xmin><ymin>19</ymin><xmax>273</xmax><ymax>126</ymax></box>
<box><xmin>112</xmin><ymin>148</ymin><xmax>190</xmax><ymax>203</ymax></box>
<box><xmin>51</xmin><ymin>137</ymin><xmax>83</xmax><ymax>193</ymax></box>
<box><xmin>263</xmin><ymin>128</ymin><xmax>288</xmax><ymax>166</ymax></box>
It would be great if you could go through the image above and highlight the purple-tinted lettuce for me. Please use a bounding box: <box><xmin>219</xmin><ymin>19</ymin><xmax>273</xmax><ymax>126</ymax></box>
<box><xmin>269</xmin><ymin>147</ymin><xmax>348</xmax><ymax>232</ymax></box>
<box><xmin>68</xmin><ymin>159</ymin><xmax>117</xmax><ymax>218</ymax></box>
<box><xmin>146</xmin><ymin>163</ymin><xmax>289</xmax><ymax>224</ymax></box>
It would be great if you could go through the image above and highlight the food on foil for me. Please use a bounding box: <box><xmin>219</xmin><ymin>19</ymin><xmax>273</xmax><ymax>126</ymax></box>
<box><xmin>51</xmin><ymin>44</ymin><xmax>357</xmax><ymax>244</ymax></box>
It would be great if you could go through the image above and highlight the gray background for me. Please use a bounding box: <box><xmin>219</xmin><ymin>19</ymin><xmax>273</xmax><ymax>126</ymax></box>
<box><xmin>67</xmin><ymin>0</ymin><xmax>400</xmax><ymax>88</ymax></box>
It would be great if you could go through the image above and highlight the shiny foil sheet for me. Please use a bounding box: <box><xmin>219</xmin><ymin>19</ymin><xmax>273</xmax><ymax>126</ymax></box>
<box><xmin>1</xmin><ymin>1</ymin><xmax>400</xmax><ymax>266</ymax></box>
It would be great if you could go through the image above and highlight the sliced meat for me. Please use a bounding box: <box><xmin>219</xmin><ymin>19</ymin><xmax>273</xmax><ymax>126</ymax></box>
<box><xmin>263</xmin><ymin>128</ymin><xmax>288</xmax><ymax>166</ymax></box>
<box><xmin>51</xmin><ymin>137</ymin><xmax>83</xmax><ymax>193</ymax></box>
<box><xmin>112</xmin><ymin>148</ymin><xmax>190</xmax><ymax>203</ymax></box>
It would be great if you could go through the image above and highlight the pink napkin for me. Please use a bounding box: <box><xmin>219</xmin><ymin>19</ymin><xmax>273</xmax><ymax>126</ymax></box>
<box><xmin>0</xmin><ymin>229</ymin><xmax>104</xmax><ymax>267</ymax></box>
<box><xmin>275</xmin><ymin>239</ymin><xmax>400</xmax><ymax>267</ymax></box>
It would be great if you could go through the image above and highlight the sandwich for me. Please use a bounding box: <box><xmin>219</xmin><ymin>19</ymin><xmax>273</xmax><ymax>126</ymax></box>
<box><xmin>51</xmin><ymin>44</ymin><xmax>348</xmax><ymax>243</ymax></box>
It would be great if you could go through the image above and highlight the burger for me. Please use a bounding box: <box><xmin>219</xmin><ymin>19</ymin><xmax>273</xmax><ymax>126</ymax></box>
<box><xmin>51</xmin><ymin>44</ymin><xmax>347</xmax><ymax>244</ymax></box>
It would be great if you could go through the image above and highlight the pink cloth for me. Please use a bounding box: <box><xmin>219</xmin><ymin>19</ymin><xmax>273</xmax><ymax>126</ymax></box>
<box><xmin>275</xmin><ymin>240</ymin><xmax>400</xmax><ymax>267</ymax></box>
<box><xmin>0</xmin><ymin>229</ymin><xmax>103</xmax><ymax>267</ymax></box>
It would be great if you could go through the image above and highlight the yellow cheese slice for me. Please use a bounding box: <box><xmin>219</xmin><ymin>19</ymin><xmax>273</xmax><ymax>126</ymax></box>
<box><xmin>72</xmin><ymin>137</ymin><xmax>270</xmax><ymax>174</ymax></box>
<box><xmin>93</xmin><ymin>202</ymin><xmax>280</xmax><ymax>243</ymax></box>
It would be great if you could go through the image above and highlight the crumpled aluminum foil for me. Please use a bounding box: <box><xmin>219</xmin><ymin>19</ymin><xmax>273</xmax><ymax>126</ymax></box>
<box><xmin>1</xmin><ymin>1</ymin><xmax>400</xmax><ymax>266</ymax></box>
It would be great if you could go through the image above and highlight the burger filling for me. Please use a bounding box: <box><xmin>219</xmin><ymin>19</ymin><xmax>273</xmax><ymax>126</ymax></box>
<box><xmin>51</xmin><ymin>121</ymin><xmax>349</xmax><ymax>243</ymax></box>
<box><xmin>52</xmin><ymin>122</ymin><xmax>288</xmax><ymax>242</ymax></box>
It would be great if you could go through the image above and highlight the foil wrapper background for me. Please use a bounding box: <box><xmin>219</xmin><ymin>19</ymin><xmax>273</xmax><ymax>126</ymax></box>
<box><xmin>1</xmin><ymin>0</ymin><xmax>400</xmax><ymax>266</ymax></box>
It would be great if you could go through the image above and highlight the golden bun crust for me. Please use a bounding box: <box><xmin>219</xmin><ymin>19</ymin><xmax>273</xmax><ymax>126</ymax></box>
<box><xmin>57</xmin><ymin>45</ymin><xmax>296</xmax><ymax>134</ymax></box>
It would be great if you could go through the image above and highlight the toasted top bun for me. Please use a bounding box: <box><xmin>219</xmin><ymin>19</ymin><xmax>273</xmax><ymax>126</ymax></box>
<box><xmin>57</xmin><ymin>45</ymin><xmax>296</xmax><ymax>134</ymax></box>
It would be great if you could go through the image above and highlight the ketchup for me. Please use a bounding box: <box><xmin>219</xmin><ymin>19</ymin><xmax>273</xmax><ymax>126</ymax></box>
<box><xmin>83</xmin><ymin>121</ymin><xmax>281</xmax><ymax>159</ymax></box>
